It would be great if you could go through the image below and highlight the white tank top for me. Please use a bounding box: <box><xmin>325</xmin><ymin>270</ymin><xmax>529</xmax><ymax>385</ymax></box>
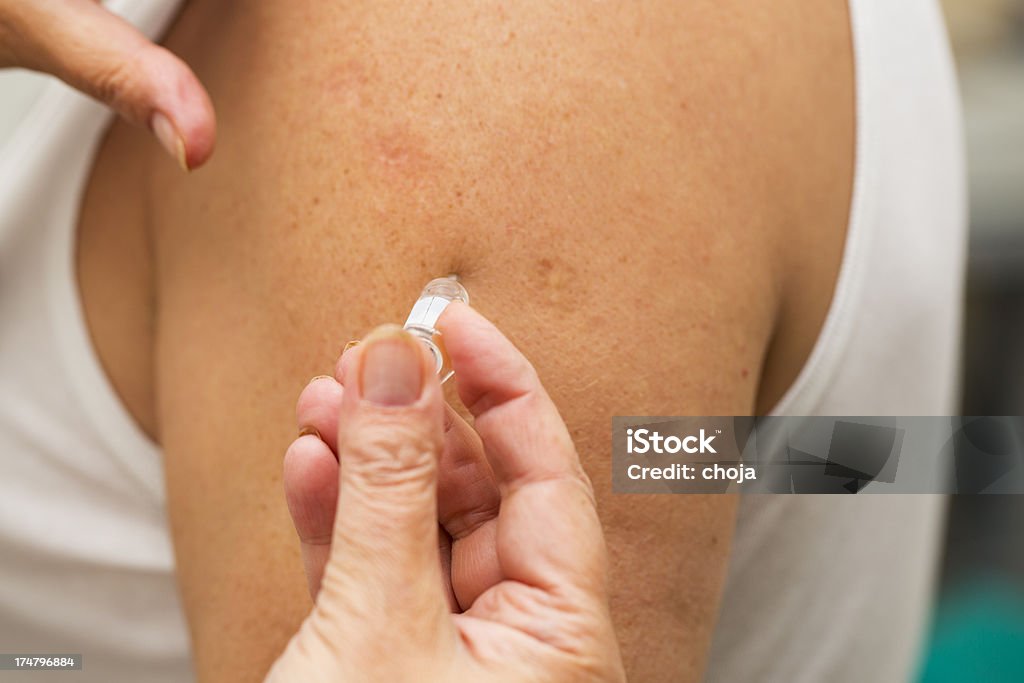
<box><xmin>706</xmin><ymin>1</ymin><xmax>965</xmax><ymax>681</ymax></box>
<box><xmin>0</xmin><ymin>1</ymin><xmax>965</xmax><ymax>682</ymax></box>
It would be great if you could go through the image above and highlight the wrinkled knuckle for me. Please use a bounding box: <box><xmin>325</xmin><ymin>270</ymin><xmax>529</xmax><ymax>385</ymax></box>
<box><xmin>352</xmin><ymin>447</ymin><xmax>435</xmax><ymax>491</ymax></box>
<box><xmin>91</xmin><ymin>57</ymin><xmax>142</xmax><ymax>112</ymax></box>
<box><xmin>345</xmin><ymin>424</ymin><xmax>437</xmax><ymax>489</ymax></box>
<box><xmin>485</xmin><ymin>585</ymin><xmax>610</xmax><ymax>652</ymax></box>
<box><xmin>499</xmin><ymin>583</ymin><xmax>556</xmax><ymax>616</ymax></box>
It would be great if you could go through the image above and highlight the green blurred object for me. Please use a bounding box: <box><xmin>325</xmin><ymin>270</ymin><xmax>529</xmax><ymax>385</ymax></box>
<box><xmin>919</xmin><ymin>577</ymin><xmax>1024</xmax><ymax>683</ymax></box>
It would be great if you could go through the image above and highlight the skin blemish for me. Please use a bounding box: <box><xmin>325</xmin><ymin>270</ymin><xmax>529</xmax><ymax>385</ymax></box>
<box><xmin>535</xmin><ymin>256</ymin><xmax>577</xmax><ymax>307</ymax></box>
<box><xmin>323</xmin><ymin>60</ymin><xmax>369</xmax><ymax>109</ymax></box>
<box><xmin>368</xmin><ymin>127</ymin><xmax>434</xmax><ymax>182</ymax></box>
<box><xmin>377</xmin><ymin>134</ymin><xmax>414</xmax><ymax>166</ymax></box>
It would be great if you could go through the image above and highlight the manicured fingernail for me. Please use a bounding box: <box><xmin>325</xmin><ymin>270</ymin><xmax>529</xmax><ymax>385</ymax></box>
<box><xmin>298</xmin><ymin>425</ymin><xmax>321</xmax><ymax>439</ymax></box>
<box><xmin>150</xmin><ymin>112</ymin><xmax>189</xmax><ymax>171</ymax></box>
<box><xmin>359</xmin><ymin>325</ymin><xmax>423</xmax><ymax>406</ymax></box>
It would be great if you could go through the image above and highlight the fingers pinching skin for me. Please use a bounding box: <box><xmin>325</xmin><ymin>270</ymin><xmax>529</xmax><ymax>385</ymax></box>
<box><xmin>273</xmin><ymin>312</ymin><xmax>625</xmax><ymax>682</ymax></box>
<box><xmin>316</xmin><ymin>325</ymin><xmax>451</xmax><ymax>637</ymax></box>
<box><xmin>0</xmin><ymin>0</ymin><xmax>216</xmax><ymax>169</ymax></box>
<box><xmin>437</xmin><ymin>303</ymin><xmax>607</xmax><ymax>596</ymax></box>
<box><xmin>287</xmin><ymin>365</ymin><xmax>502</xmax><ymax>604</ymax></box>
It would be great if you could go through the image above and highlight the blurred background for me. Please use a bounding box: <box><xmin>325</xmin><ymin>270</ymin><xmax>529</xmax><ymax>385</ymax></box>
<box><xmin>920</xmin><ymin>1</ymin><xmax>1024</xmax><ymax>681</ymax></box>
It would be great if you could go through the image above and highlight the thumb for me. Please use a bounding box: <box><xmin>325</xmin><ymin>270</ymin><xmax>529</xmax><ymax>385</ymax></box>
<box><xmin>0</xmin><ymin>0</ymin><xmax>215</xmax><ymax>169</ymax></box>
<box><xmin>315</xmin><ymin>325</ymin><xmax>450</xmax><ymax>633</ymax></box>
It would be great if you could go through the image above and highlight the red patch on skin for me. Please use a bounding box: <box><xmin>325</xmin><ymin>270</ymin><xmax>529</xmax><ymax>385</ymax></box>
<box><xmin>741</xmin><ymin>368</ymin><xmax>750</xmax><ymax>379</ymax></box>
<box><xmin>376</xmin><ymin>133</ymin><xmax>415</xmax><ymax>166</ymax></box>
<box><xmin>323</xmin><ymin>60</ymin><xmax>369</xmax><ymax>109</ymax></box>
<box><xmin>369</xmin><ymin>128</ymin><xmax>434</xmax><ymax>181</ymax></box>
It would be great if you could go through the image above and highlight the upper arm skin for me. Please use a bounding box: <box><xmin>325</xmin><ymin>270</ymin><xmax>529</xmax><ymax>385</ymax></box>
<box><xmin>136</xmin><ymin>1</ymin><xmax>853</xmax><ymax>681</ymax></box>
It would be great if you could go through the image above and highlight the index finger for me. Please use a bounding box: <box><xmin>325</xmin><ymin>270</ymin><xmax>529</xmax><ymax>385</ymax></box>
<box><xmin>438</xmin><ymin>303</ymin><xmax>583</xmax><ymax>490</ymax></box>
<box><xmin>437</xmin><ymin>303</ymin><xmax>606</xmax><ymax>595</ymax></box>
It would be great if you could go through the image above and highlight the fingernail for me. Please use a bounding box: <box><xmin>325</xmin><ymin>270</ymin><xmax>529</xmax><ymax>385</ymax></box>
<box><xmin>359</xmin><ymin>325</ymin><xmax>424</xmax><ymax>406</ymax></box>
<box><xmin>150</xmin><ymin>112</ymin><xmax>189</xmax><ymax>171</ymax></box>
<box><xmin>298</xmin><ymin>425</ymin><xmax>322</xmax><ymax>439</ymax></box>
<box><xmin>309</xmin><ymin>375</ymin><xmax>333</xmax><ymax>384</ymax></box>
<box><xmin>343</xmin><ymin>340</ymin><xmax>360</xmax><ymax>355</ymax></box>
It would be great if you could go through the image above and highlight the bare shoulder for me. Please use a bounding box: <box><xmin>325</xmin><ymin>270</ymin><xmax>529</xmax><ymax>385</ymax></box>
<box><xmin>77</xmin><ymin>1</ymin><xmax>853</xmax><ymax>681</ymax></box>
<box><xmin>150</xmin><ymin>0</ymin><xmax>853</xmax><ymax>406</ymax></box>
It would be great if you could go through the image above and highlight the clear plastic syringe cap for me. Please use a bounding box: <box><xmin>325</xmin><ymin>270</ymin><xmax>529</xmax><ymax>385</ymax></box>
<box><xmin>403</xmin><ymin>276</ymin><xmax>469</xmax><ymax>383</ymax></box>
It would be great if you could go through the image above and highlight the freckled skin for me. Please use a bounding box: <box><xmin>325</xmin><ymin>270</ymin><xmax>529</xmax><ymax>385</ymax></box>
<box><xmin>76</xmin><ymin>1</ymin><xmax>854</xmax><ymax>681</ymax></box>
